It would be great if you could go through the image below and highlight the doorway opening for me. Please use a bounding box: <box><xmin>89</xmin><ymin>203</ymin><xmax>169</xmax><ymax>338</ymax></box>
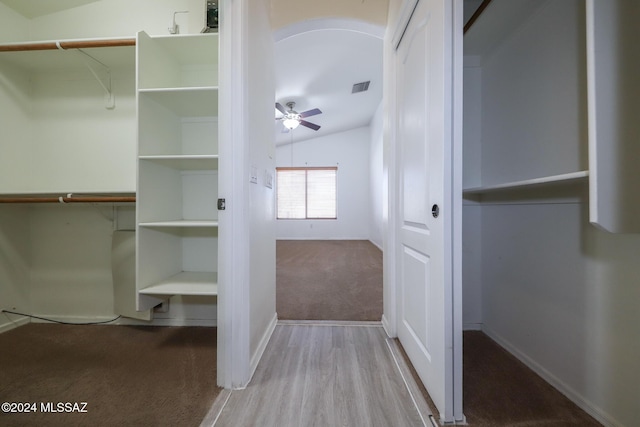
<box><xmin>272</xmin><ymin>22</ymin><xmax>385</xmax><ymax>323</ymax></box>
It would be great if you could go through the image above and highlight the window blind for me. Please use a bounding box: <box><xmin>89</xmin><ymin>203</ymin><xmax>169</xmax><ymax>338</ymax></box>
<box><xmin>276</xmin><ymin>167</ymin><xmax>337</xmax><ymax>219</ymax></box>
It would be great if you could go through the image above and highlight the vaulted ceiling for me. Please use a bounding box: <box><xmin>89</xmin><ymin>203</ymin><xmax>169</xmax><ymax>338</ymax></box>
<box><xmin>274</xmin><ymin>28</ymin><xmax>383</xmax><ymax>145</ymax></box>
<box><xmin>273</xmin><ymin>0</ymin><xmax>485</xmax><ymax>145</ymax></box>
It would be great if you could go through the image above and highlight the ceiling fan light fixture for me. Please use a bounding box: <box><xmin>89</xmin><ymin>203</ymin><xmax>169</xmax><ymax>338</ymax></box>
<box><xmin>275</xmin><ymin>101</ymin><xmax>321</xmax><ymax>131</ymax></box>
<box><xmin>283</xmin><ymin>115</ymin><xmax>300</xmax><ymax>130</ymax></box>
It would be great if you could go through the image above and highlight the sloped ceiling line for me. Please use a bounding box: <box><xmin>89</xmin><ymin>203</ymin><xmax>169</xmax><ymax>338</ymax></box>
<box><xmin>0</xmin><ymin>0</ymin><xmax>100</xmax><ymax>19</ymax></box>
<box><xmin>274</xmin><ymin>19</ymin><xmax>383</xmax><ymax>146</ymax></box>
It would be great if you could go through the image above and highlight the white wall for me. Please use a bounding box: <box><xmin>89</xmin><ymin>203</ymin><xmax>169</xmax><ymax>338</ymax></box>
<box><xmin>0</xmin><ymin>60</ymin><xmax>32</xmax><ymax>194</ymax></box>
<box><xmin>481</xmin><ymin>201</ymin><xmax>640</xmax><ymax>427</ymax></box>
<box><xmin>0</xmin><ymin>64</ymin><xmax>136</xmax><ymax>194</ymax></box>
<box><xmin>462</xmin><ymin>60</ymin><xmax>483</xmax><ymax>329</ymax></box>
<box><xmin>29</xmin><ymin>205</ymin><xmax>115</xmax><ymax>320</ymax></box>
<box><xmin>463</xmin><ymin>0</ymin><xmax>484</xmax><ymax>24</ymax></box>
<box><xmin>462</xmin><ymin>60</ymin><xmax>481</xmax><ymax>189</ymax></box>
<box><xmin>479</xmin><ymin>0</ymin><xmax>587</xmax><ymax>187</ymax></box>
<box><xmin>462</xmin><ymin>204</ymin><xmax>482</xmax><ymax>330</ymax></box>
<box><xmin>28</xmin><ymin>68</ymin><xmax>137</xmax><ymax>194</ymax></box>
<box><xmin>369</xmin><ymin>102</ymin><xmax>384</xmax><ymax>249</ymax></box>
<box><xmin>275</xmin><ymin>126</ymin><xmax>371</xmax><ymax>240</ymax></box>
<box><xmin>27</xmin><ymin>0</ymin><xmax>207</xmax><ymax>40</ymax></box>
<box><xmin>0</xmin><ymin>206</ymin><xmax>31</xmax><ymax>332</ymax></box>
<box><xmin>0</xmin><ymin>2</ymin><xmax>29</xmax><ymax>42</ymax></box>
<box><xmin>0</xmin><ymin>4</ymin><xmax>31</xmax><ymax>193</ymax></box>
<box><xmin>382</xmin><ymin>0</ymin><xmax>401</xmax><ymax>336</ymax></box>
<box><xmin>246</xmin><ymin>0</ymin><xmax>277</xmax><ymax>369</ymax></box>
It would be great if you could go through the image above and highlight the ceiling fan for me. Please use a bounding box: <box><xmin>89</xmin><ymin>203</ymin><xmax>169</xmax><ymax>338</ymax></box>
<box><xmin>275</xmin><ymin>102</ymin><xmax>322</xmax><ymax>132</ymax></box>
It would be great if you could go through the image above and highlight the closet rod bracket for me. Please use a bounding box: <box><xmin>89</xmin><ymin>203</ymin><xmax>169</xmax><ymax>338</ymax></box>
<box><xmin>57</xmin><ymin>43</ymin><xmax>115</xmax><ymax>109</ymax></box>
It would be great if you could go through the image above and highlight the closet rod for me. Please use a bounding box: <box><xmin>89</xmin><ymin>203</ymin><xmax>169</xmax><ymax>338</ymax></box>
<box><xmin>464</xmin><ymin>0</ymin><xmax>492</xmax><ymax>34</ymax></box>
<box><xmin>0</xmin><ymin>38</ymin><xmax>136</xmax><ymax>53</ymax></box>
<box><xmin>0</xmin><ymin>196</ymin><xmax>136</xmax><ymax>204</ymax></box>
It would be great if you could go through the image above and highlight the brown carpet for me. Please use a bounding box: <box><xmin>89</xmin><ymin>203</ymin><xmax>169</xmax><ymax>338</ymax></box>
<box><xmin>0</xmin><ymin>324</ymin><xmax>220</xmax><ymax>427</ymax></box>
<box><xmin>276</xmin><ymin>240</ymin><xmax>383</xmax><ymax>321</ymax></box>
<box><xmin>402</xmin><ymin>331</ymin><xmax>602</xmax><ymax>426</ymax></box>
<box><xmin>461</xmin><ymin>331</ymin><xmax>601</xmax><ymax>426</ymax></box>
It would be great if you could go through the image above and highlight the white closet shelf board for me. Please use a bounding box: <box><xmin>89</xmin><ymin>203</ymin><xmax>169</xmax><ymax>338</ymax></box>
<box><xmin>0</xmin><ymin>40</ymin><xmax>135</xmax><ymax>71</ymax></box>
<box><xmin>139</xmin><ymin>155</ymin><xmax>219</xmax><ymax>170</ymax></box>
<box><xmin>139</xmin><ymin>271</ymin><xmax>218</xmax><ymax>296</ymax></box>
<box><xmin>139</xmin><ymin>87</ymin><xmax>219</xmax><ymax>116</ymax></box>
<box><xmin>0</xmin><ymin>191</ymin><xmax>135</xmax><ymax>197</ymax></box>
<box><xmin>139</xmin><ymin>220</ymin><xmax>219</xmax><ymax>228</ymax></box>
<box><xmin>463</xmin><ymin>171</ymin><xmax>589</xmax><ymax>195</ymax></box>
<box><xmin>464</xmin><ymin>0</ymin><xmax>548</xmax><ymax>57</ymax></box>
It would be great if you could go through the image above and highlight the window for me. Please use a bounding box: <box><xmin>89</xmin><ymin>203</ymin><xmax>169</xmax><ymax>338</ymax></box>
<box><xmin>276</xmin><ymin>167</ymin><xmax>337</xmax><ymax>219</ymax></box>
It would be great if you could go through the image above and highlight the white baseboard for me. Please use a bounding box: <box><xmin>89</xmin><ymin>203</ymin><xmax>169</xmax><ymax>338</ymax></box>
<box><xmin>0</xmin><ymin>316</ymin><xmax>30</xmax><ymax>334</ymax></box>
<box><xmin>120</xmin><ymin>317</ymin><xmax>217</xmax><ymax>327</ymax></box>
<box><xmin>369</xmin><ymin>239</ymin><xmax>383</xmax><ymax>251</ymax></box>
<box><xmin>482</xmin><ymin>326</ymin><xmax>620</xmax><ymax>427</ymax></box>
<box><xmin>278</xmin><ymin>320</ymin><xmax>381</xmax><ymax>327</ymax></box>
<box><xmin>381</xmin><ymin>314</ymin><xmax>395</xmax><ymax>338</ymax></box>
<box><xmin>463</xmin><ymin>322</ymin><xmax>483</xmax><ymax>331</ymax></box>
<box><xmin>249</xmin><ymin>313</ymin><xmax>278</xmax><ymax>382</ymax></box>
<box><xmin>275</xmin><ymin>237</ymin><xmax>371</xmax><ymax>241</ymax></box>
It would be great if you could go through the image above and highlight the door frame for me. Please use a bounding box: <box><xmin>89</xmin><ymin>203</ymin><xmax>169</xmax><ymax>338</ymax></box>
<box><xmin>382</xmin><ymin>0</ymin><xmax>464</xmax><ymax>423</ymax></box>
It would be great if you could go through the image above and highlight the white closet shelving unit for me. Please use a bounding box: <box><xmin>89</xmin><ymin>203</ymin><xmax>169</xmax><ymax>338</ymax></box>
<box><xmin>463</xmin><ymin>0</ymin><xmax>589</xmax><ymax>199</ymax></box>
<box><xmin>136</xmin><ymin>31</ymin><xmax>220</xmax><ymax>310</ymax></box>
<box><xmin>464</xmin><ymin>0</ymin><xmax>640</xmax><ymax>233</ymax></box>
<box><xmin>463</xmin><ymin>171</ymin><xmax>589</xmax><ymax>195</ymax></box>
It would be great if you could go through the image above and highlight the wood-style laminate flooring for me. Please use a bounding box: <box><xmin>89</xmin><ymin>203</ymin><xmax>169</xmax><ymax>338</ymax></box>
<box><xmin>207</xmin><ymin>323</ymin><xmax>432</xmax><ymax>427</ymax></box>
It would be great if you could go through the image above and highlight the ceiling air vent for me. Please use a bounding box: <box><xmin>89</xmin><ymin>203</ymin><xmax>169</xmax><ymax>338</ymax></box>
<box><xmin>352</xmin><ymin>81</ymin><xmax>370</xmax><ymax>94</ymax></box>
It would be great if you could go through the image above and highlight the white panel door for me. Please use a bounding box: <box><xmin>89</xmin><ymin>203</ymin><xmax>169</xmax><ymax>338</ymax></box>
<box><xmin>395</xmin><ymin>0</ymin><xmax>460</xmax><ymax>422</ymax></box>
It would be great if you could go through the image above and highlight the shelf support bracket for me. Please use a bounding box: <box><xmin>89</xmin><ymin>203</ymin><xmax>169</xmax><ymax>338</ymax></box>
<box><xmin>57</xmin><ymin>42</ymin><xmax>115</xmax><ymax>109</ymax></box>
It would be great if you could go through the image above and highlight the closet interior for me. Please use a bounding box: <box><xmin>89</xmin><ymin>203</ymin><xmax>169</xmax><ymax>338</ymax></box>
<box><xmin>462</xmin><ymin>1</ymin><xmax>640</xmax><ymax>425</ymax></box>
<box><xmin>0</xmin><ymin>32</ymin><xmax>220</xmax><ymax>327</ymax></box>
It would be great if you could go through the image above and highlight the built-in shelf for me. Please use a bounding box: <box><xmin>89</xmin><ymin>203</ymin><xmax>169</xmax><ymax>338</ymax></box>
<box><xmin>136</xmin><ymin>31</ymin><xmax>220</xmax><ymax>311</ymax></box>
<box><xmin>139</xmin><ymin>271</ymin><xmax>218</xmax><ymax>296</ymax></box>
<box><xmin>0</xmin><ymin>191</ymin><xmax>135</xmax><ymax>198</ymax></box>
<box><xmin>463</xmin><ymin>171</ymin><xmax>589</xmax><ymax>195</ymax></box>
<box><xmin>139</xmin><ymin>220</ymin><xmax>218</xmax><ymax>228</ymax></box>
<box><xmin>139</xmin><ymin>155</ymin><xmax>219</xmax><ymax>170</ymax></box>
<box><xmin>139</xmin><ymin>87</ymin><xmax>218</xmax><ymax>116</ymax></box>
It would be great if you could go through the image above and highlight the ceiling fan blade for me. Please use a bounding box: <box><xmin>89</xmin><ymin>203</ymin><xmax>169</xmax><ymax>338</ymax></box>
<box><xmin>275</xmin><ymin>102</ymin><xmax>287</xmax><ymax>115</ymax></box>
<box><xmin>299</xmin><ymin>120</ymin><xmax>321</xmax><ymax>131</ymax></box>
<box><xmin>299</xmin><ymin>108</ymin><xmax>322</xmax><ymax>118</ymax></box>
